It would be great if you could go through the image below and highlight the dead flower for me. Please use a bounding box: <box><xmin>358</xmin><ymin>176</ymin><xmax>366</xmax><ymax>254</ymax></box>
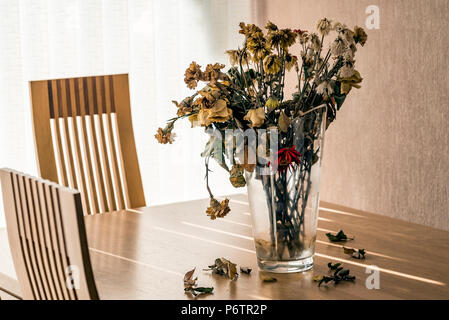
<box><xmin>338</xmin><ymin>70</ymin><xmax>363</xmax><ymax>94</ymax></box>
<box><xmin>206</xmin><ymin>197</ymin><xmax>231</xmax><ymax>220</ymax></box>
<box><xmin>205</xmin><ymin>258</ymin><xmax>238</xmax><ymax>280</ymax></box>
<box><xmin>184</xmin><ymin>61</ymin><xmax>203</xmax><ymax>89</ymax></box>
<box><xmin>154</xmin><ymin>123</ymin><xmax>176</xmax><ymax>144</ymax></box>
<box><xmin>353</xmin><ymin>26</ymin><xmax>368</xmax><ymax>46</ymax></box>
<box><xmin>243</xmin><ymin>107</ymin><xmax>265</xmax><ymax>128</ymax></box>
<box><xmin>316</xmin><ymin>18</ymin><xmax>332</xmax><ymax>36</ymax></box>
<box><xmin>229</xmin><ymin>164</ymin><xmax>246</xmax><ymax>188</ymax></box>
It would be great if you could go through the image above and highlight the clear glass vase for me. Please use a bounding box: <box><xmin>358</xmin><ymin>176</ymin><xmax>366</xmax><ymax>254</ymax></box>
<box><xmin>245</xmin><ymin>110</ymin><xmax>326</xmax><ymax>273</ymax></box>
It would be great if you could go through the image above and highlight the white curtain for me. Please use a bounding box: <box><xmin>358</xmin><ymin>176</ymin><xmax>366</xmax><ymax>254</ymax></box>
<box><xmin>0</xmin><ymin>0</ymin><xmax>255</xmax><ymax>227</ymax></box>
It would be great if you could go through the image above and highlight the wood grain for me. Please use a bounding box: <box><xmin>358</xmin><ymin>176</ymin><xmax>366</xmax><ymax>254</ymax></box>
<box><xmin>1</xmin><ymin>194</ymin><xmax>448</xmax><ymax>299</ymax></box>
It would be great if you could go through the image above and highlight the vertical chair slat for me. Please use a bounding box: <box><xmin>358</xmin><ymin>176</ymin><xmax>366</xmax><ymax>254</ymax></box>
<box><xmin>17</xmin><ymin>175</ymin><xmax>46</xmax><ymax>299</ymax></box>
<box><xmin>86</xmin><ymin>77</ymin><xmax>108</xmax><ymax>213</ymax></box>
<box><xmin>104</xmin><ymin>75</ymin><xmax>125</xmax><ymax>209</ymax></box>
<box><xmin>67</xmin><ymin>78</ymin><xmax>91</xmax><ymax>214</ymax></box>
<box><xmin>44</xmin><ymin>182</ymin><xmax>70</xmax><ymax>300</ymax></box>
<box><xmin>26</xmin><ymin>176</ymin><xmax>53</xmax><ymax>299</ymax></box>
<box><xmin>51</xmin><ymin>187</ymin><xmax>77</xmax><ymax>300</ymax></box>
<box><xmin>51</xmin><ymin>80</ymin><xmax>69</xmax><ymax>186</ymax></box>
<box><xmin>77</xmin><ymin>77</ymin><xmax>99</xmax><ymax>214</ymax></box>
<box><xmin>36</xmin><ymin>180</ymin><xmax>63</xmax><ymax>299</ymax></box>
<box><xmin>96</xmin><ymin>76</ymin><xmax>116</xmax><ymax>211</ymax></box>
<box><xmin>7</xmin><ymin>173</ymin><xmax>37</xmax><ymax>299</ymax></box>
<box><xmin>60</xmin><ymin>79</ymin><xmax>78</xmax><ymax>189</ymax></box>
<box><xmin>113</xmin><ymin>74</ymin><xmax>146</xmax><ymax>208</ymax></box>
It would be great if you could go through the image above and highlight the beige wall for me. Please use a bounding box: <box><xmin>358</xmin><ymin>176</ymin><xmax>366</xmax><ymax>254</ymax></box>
<box><xmin>255</xmin><ymin>0</ymin><xmax>449</xmax><ymax>230</ymax></box>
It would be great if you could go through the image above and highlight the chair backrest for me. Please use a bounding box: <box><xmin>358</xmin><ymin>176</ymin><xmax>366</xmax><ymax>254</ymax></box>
<box><xmin>0</xmin><ymin>168</ymin><xmax>99</xmax><ymax>300</ymax></box>
<box><xmin>29</xmin><ymin>74</ymin><xmax>145</xmax><ymax>215</ymax></box>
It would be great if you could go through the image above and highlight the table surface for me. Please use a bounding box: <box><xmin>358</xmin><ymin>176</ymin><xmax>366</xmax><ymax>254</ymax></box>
<box><xmin>1</xmin><ymin>194</ymin><xmax>449</xmax><ymax>300</ymax></box>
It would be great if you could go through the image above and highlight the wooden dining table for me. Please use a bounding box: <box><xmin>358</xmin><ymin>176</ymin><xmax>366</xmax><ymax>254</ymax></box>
<box><xmin>1</xmin><ymin>193</ymin><xmax>448</xmax><ymax>300</ymax></box>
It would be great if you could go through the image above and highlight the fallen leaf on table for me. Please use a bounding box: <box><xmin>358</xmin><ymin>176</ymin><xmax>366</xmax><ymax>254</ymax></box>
<box><xmin>327</xmin><ymin>262</ymin><xmax>342</xmax><ymax>271</ymax></box>
<box><xmin>325</xmin><ymin>230</ymin><xmax>354</xmax><ymax>242</ymax></box>
<box><xmin>205</xmin><ymin>257</ymin><xmax>238</xmax><ymax>280</ymax></box>
<box><xmin>240</xmin><ymin>266</ymin><xmax>252</xmax><ymax>274</ymax></box>
<box><xmin>183</xmin><ymin>268</ymin><xmax>214</xmax><ymax>296</ymax></box>
<box><xmin>312</xmin><ymin>275</ymin><xmax>323</xmax><ymax>282</ymax></box>
<box><xmin>260</xmin><ymin>275</ymin><xmax>277</xmax><ymax>282</ymax></box>
<box><xmin>343</xmin><ymin>247</ymin><xmax>366</xmax><ymax>259</ymax></box>
<box><xmin>315</xmin><ymin>262</ymin><xmax>356</xmax><ymax>287</ymax></box>
<box><xmin>184</xmin><ymin>268</ymin><xmax>198</xmax><ymax>289</ymax></box>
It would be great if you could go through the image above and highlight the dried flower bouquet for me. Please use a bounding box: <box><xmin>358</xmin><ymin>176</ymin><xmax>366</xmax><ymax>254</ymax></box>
<box><xmin>156</xmin><ymin>19</ymin><xmax>367</xmax><ymax>271</ymax></box>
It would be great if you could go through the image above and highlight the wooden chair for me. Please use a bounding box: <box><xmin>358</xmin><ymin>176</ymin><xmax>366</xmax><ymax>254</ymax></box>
<box><xmin>29</xmin><ymin>74</ymin><xmax>145</xmax><ymax>215</ymax></box>
<box><xmin>0</xmin><ymin>168</ymin><xmax>99</xmax><ymax>300</ymax></box>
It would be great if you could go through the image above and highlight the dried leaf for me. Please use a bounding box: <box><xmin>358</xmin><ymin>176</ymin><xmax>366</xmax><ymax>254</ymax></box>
<box><xmin>240</xmin><ymin>267</ymin><xmax>252</xmax><ymax>275</ymax></box>
<box><xmin>343</xmin><ymin>247</ymin><xmax>366</xmax><ymax>259</ymax></box>
<box><xmin>260</xmin><ymin>275</ymin><xmax>277</xmax><ymax>282</ymax></box>
<box><xmin>184</xmin><ymin>268</ymin><xmax>197</xmax><ymax>289</ymax></box>
<box><xmin>327</xmin><ymin>262</ymin><xmax>342</xmax><ymax>270</ymax></box>
<box><xmin>315</xmin><ymin>262</ymin><xmax>356</xmax><ymax>287</ymax></box>
<box><xmin>185</xmin><ymin>287</ymin><xmax>214</xmax><ymax>297</ymax></box>
<box><xmin>206</xmin><ymin>258</ymin><xmax>238</xmax><ymax>280</ymax></box>
<box><xmin>325</xmin><ymin>230</ymin><xmax>354</xmax><ymax>242</ymax></box>
<box><xmin>278</xmin><ymin>111</ymin><xmax>292</xmax><ymax>133</ymax></box>
<box><xmin>312</xmin><ymin>275</ymin><xmax>323</xmax><ymax>282</ymax></box>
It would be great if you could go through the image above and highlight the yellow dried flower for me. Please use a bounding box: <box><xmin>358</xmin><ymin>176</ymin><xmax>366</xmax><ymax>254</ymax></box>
<box><xmin>239</xmin><ymin>22</ymin><xmax>262</xmax><ymax>37</ymax></box>
<box><xmin>154</xmin><ymin>126</ymin><xmax>176</xmax><ymax>144</ymax></box>
<box><xmin>265</xmin><ymin>21</ymin><xmax>278</xmax><ymax>31</ymax></box>
<box><xmin>263</xmin><ymin>54</ymin><xmax>281</xmax><ymax>74</ymax></box>
<box><xmin>203</xmin><ymin>63</ymin><xmax>226</xmax><ymax>86</ymax></box>
<box><xmin>229</xmin><ymin>164</ymin><xmax>246</xmax><ymax>188</ymax></box>
<box><xmin>199</xmin><ymin>86</ymin><xmax>221</xmax><ymax>103</ymax></box>
<box><xmin>338</xmin><ymin>70</ymin><xmax>363</xmax><ymax>94</ymax></box>
<box><xmin>184</xmin><ymin>61</ymin><xmax>202</xmax><ymax>89</ymax></box>
<box><xmin>206</xmin><ymin>198</ymin><xmax>231</xmax><ymax>220</ymax></box>
<box><xmin>267</xmin><ymin>28</ymin><xmax>297</xmax><ymax>50</ymax></box>
<box><xmin>247</xmin><ymin>33</ymin><xmax>270</xmax><ymax>62</ymax></box>
<box><xmin>198</xmin><ymin>99</ymin><xmax>233</xmax><ymax>127</ymax></box>
<box><xmin>265</xmin><ymin>97</ymin><xmax>280</xmax><ymax>113</ymax></box>
<box><xmin>243</xmin><ymin>107</ymin><xmax>265</xmax><ymax>128</ymax></box>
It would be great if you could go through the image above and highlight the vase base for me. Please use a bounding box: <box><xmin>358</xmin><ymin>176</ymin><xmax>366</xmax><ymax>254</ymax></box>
<box><xmin>257</xmin><ymin>256</ymin><xmax>314</xmax><ymax>273</ymax></box>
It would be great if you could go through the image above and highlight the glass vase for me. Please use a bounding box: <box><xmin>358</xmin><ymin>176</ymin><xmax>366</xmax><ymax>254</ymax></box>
<box><xmin>245</xmin><ymin>110</ymin><xmax>326</xmax><ymax>273</ymax></box>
